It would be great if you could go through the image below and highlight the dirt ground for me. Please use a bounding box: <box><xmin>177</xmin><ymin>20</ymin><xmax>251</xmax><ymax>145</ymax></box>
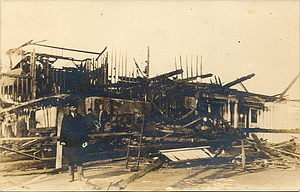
<box><xmin>1</xmin><ymin>158</ymin><xmax>299</xmax><ymax>191</ymax></box>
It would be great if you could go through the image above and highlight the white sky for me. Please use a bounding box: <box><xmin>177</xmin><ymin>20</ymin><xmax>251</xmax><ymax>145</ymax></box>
<box><xmin>0</xmin><ymin>0</ymin><xmax>299</xmax><ymax>99</ymax></box>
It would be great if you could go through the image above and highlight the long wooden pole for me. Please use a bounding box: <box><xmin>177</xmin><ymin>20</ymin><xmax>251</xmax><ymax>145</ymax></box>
<box><xmin>186</xmin><ymin>55</ymin><xmax>188</xmax><ymax>78</ymax></box>
<box><xmin>147</xmin><ymin>46</ymin><xmax>150</xmax><ymax>78</ymax></box>
<box><xmin>110</xmin><ymin>48</ymin><xmax>113</xmax><ymax>83</ymax></box>
<box><xmin>114</xmin><ymin>49</ymin><xmax>117</xmax><ymax>84</ymax></box>
<box><xmin>196</xmin><ymin>55</ymin><xmax>199</xmax><ymax>76</ymax></box>
<box><xmin>180</xmin><ymin>55</ymin><xmax>183</xmax><ymax>79</ymax></box>
<box><xmin>121</xmin><ymin>53</ymin><xmax>124</xmax><ymax>83</ymax></box>
<box><xmin>125</xmin><ymin>53</ymin><xmax>128</xmax><ymax>79</ymax></box>
<box><xmin>200</xmin><ymin>55</ymin><xmax>203</xmax><ymax>83</ymax></box>
<box><xmin>190</xmin><ymin>55</ymin><xmax>193</xmax><ymax>77</ymax></box>
<box><xmin>118</xmin><ymin>49</ymin><xmax>121</xmax><ymax>82</ymax></box>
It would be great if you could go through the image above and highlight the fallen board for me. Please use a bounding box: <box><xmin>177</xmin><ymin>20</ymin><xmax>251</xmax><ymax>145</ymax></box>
<box><xmin>159</xmin><ymin>146</ymin><xmax>213</xmax><ymax>161</ymax></box>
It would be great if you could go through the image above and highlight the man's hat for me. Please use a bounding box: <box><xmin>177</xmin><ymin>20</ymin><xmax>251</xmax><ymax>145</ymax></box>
<box><xmin>68</xmin><ymin>100</ymin><xmax>78</xmax><ymax>107</ymax></box>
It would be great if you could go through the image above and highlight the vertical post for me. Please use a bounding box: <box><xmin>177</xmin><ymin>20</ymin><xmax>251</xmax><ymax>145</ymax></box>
<box><xmin>125</xmin><ymin>52</ymin><xmax>128</xmax><ymax>79</ymax></box>
<box><xmin>16</xmin><ymin>77</ymin><xmax>19</xmax><ymax>101</ymax></box>
<box><xmin>233</xmin><ymin>101</ymin><xmax>239</xmax><ymax>128</ymax></box>
<box><xmin>227</xmin><ymin>99</ymin><xmax>231</xmax><ymax>123</ymax></box>
<box><xmin>186</xmin><ymin>55</ymin><xmax>188</xmax><ymax>78</ymax></box>
<box><xmin>241</xmin><ymin>139</ymin><xmax>246</xmax><ymax>171</ymax></box>
<box><xmin>200</xmin><ymin>55</ymin><xmax>203</xmax><ymax>83</ymax></box>
<box><xmin>55</xmin><ymin>102</ymin><xmax>64</xmax><ymax>169</ymax></box>
<box><xmin>180</xmin><ymin>55</ymin><xmax>183</xmax><ymax>79</ymax></box>
<box><xmin>146</xmin><ymin>46</ymin><xmax>150</xmax><ymax>78</ymax></box>
<box><xmin>21</xmin><ymin>78</ymin><xmax>24</xmax><ymax>100</ymax></box>
<box><xmin>244</xmin><ymin>111</ymin><xmax>247</xmax><ymax>128</ymax></box>
<box><xmin>118</xmin><ymin>49</ymin><xmax>121</xmax><ymax>82</ymax></box>
<box><xmin>114</xmin><ymin>49</ymin><xmax>117</xmax><ymax>84</ymax></box>
<box><xmin>196</xmin><ymin>55</ymin><xmax>199</xmax><ymax>76</ymax></box>
<box><xmin>248</xmin><ymin>107</ymin><xmax>252</xmax><ymax>128</ymax></box>
<box><xmin>263</xmin><ymin>107</ymin><xmax>267</xmax><ymax>128</ymax></box>
<box><xmin>31</xmin><ymin>49</ymin><xmax>37</xmax><ymax>99</ymax></box>
<box><xmin>190</xmin><ymin>55</ymin><xmax>193</xmax><ymax>77</ymax></box>
<box><xmin>110</xmin><ymin>49</ymin><xmax>113</xmax><ymax>84</ymax></box>
<box><xmin>121</xmin><ymin>53</ymin><xmax>124</xmax><ymax>83</ymax></box>
<box><xmin>11</xmin><ymin>77</ymin><xmax>15</xmax><ymax>100</ymax></box>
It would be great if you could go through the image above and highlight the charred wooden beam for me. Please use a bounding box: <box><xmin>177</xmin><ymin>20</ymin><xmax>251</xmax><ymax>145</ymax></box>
<box><xmin>36</xmin><ymin>53</ymin><xmax>82</xmax><ymax>62</ymax></box>
<box><xmin>32</xmin><ymin>42</ymin><xmax>107</xmax><ymax>56</ymax></box>
<box><xmin>223</xmin><ymin>73</ymin><xmax>255</xmax><ymax>88</ymax></box>
<box><xmin>150</xmin><ymin>69</ymin><xmax>183</xmax><ymax>82</ymax></box>
<box><xmin>176</xmin><ymin>73</ymin><xmax>213</xmax><ymax>83</ymax></box>
<box><xmin>279</xmin><ymin>73</ymin><xmax>300</xmax><ymax>100</ymax></box>
<box><xmin>178</xmin><ymin>107</ymin><xmax>196</xmax><ymax>121</ymax></box>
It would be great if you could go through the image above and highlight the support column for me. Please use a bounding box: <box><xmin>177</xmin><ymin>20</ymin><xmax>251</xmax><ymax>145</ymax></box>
<box><xmin>244</xmin><ymin>111</ymin><xmax>247</xmax><ymax>128</ymax></box>
<box><xmin>248</xmin><ymin>107</ymin><xmax>252</xmax><ymax>128</ymax></box>
<box><xmin>227</xmin><ymin>100</ymin><xmax>231</xmax><ymax>123</ymax></box>
<box><xmin>263</xmin><ymin>107</ymin><xmax>268</xmax><ymax>129</ymax></box>
<box><xmin>233</xmin><ymin>100</ymin><xmax>239</xmax><ymax>128</ymax></box>
<box><xmin>56</xmin><ymin>102</ymin><xmax>64</xmax><ymax>168</ymax></box>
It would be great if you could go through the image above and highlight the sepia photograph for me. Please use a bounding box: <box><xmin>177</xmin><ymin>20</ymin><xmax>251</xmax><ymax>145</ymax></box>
<box><xmin>0</xmin><ymin>0</ymin><xmax>299</xmax><ymax>191</ymax></box>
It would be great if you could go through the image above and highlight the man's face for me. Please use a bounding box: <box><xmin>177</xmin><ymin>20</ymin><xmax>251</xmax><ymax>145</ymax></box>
<box><xmin>99</xmin><ymin>105</ymin><xmax>103</xmax><ymax>111</ymax></box>
<box><xmin>70</xmin><ymin>106</ymin><xmax>78</xmax><ymax>114</ymax></box>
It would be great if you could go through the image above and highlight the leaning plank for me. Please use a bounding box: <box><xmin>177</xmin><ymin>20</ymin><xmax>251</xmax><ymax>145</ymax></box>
<box><xmin>182</xmin><ymin>117</ymin><xmax>203</xmax><ymax>128</ymax></box>
<box><xmin>0</xmin><ymin>145</ymin><xmax>42</xmax><ymax>160</ymax></box>
<box><xmin>118</xmin><ymin>158</ymin><xmax>164</xmax><ymax>189</ymax></box>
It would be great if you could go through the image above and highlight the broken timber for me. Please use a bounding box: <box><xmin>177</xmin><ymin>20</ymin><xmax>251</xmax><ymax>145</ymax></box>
<box><xmin>117</xmin><ymin>157</ymin><xmax>164</xmax><ymax>189</ymax></box>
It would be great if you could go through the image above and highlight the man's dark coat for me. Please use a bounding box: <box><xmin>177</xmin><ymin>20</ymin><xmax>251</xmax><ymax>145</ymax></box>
<box><xmin>60</xmin><ymin>113</ymin><xmax>89</xmax><ymax>165</ymax></box>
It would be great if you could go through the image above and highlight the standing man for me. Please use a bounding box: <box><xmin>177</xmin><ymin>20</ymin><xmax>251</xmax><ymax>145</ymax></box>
<box><xmin>85</xmin><ymin>108</ymin><xmax>97</xmax><ymax>134</ymax></box>
<box><xmin>98</xmin><ymin>104</ymin><xmax>109</xmax><ymax>133</ymax></box>
<box><xmin>60</xmin><ymin>102</ymin><xmax>89</xmax><ymax>182</ymax></box>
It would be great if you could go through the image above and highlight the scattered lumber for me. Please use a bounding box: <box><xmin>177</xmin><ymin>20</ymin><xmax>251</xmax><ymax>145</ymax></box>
<box><xmin>0</xmin><ymin>145</ymin><xmax>43</xmax><ymax>160</ymax></box>
<box><xmin>117</xmin><ymin>157</ymin><xmax>164</xmax><ymax>189</ymax></box>
<box><xmin>1</xmin><ymin>158</ymin><xmax>55</xmax><ymax>172</ymax></box>
<box><xmin>143</xmin><ymin>136</ymin><xmax>228</xmax><ymax>143</ymax></box>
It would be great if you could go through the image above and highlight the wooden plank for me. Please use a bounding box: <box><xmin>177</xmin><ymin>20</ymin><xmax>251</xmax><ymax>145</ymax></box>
<box><xmin>159</xmin><ymin>146</ymin><xmax>210</xmax><ymax>153</ymax></box>
<box><xmin>89</xmin><ymin>132</ymin><xmax>138</xmax><ymax>137</ymax></box>
<box><xmin>0</xmin><ymin>145</ymin><xmax>42</xmax><ymax>160</ymax></box>
<box><xmin>182</xmin><ymin>116</ymin><xmax>203</xmax><ymax>128</ymax></box>
<box><xmin>202</xmin><ymin>148</ymin><xmax>213</xmax><ymax>157</ymax></box>
<box><xmin>0</xmin><ymin>136</ymin><xmax>58</xmax><ymax>141</ymax></box>
<box><xmin>118</xmin><ymin>158</ymin><xmax>164</xmax><ymax>189</ymax></box>
<box><xmin>160</xmin><ymin>147</ymin><xmax>212</xmax><ymax>161</ymax></box>
<box><xmin>163</xmin><ymin>153</ymin><xmax>179</xmax><ymax>161</ymax></box>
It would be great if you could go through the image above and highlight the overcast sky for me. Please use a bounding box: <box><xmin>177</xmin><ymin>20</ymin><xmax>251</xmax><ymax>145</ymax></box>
<box><xmin>1</xmin><ymin>1</ymin><xmax>299</xmax><ymax>99</ymax></box>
